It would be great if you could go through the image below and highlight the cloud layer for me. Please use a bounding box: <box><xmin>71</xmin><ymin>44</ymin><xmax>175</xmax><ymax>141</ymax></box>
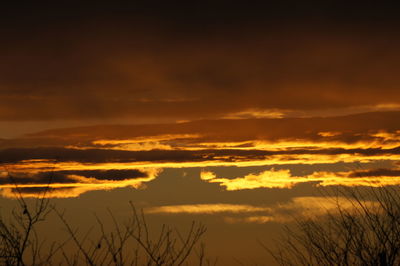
<box><xmin>1</xmin><ymin>3</ymin><xmax>400</xmax><ymax>122</ymax></box>
<box><xmin>1</xmin><ymin>111</ymin><xmax>400</xmax><ymax>197</ymax></box>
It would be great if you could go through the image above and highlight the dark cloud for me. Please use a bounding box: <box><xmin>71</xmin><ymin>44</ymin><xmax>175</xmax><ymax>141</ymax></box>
<box><xmin>6</xmin><ymin>187</ymin><xmax>69</xmax><ymax>195</ymax></box>
<box><xmin>1</xmin><ymin>172</ymin><xmax>74</xmax><ymax>185</ymax></box>
<box><xmin>349</xmin><ymin>168</ymin><xmax>400</xmax><ymax>178</ymax></box>
<box><xmin>0</xmin><ymin>112</ymin><xmax>398</xmax><ymax>171</ymax></box>
<box><xmin>0</xmin><ymin>173</ymin><xmax>64</xmax><ymax>185</ymax></box>
<box><xmin>1</xmin><ymin>169</ymin><xmax>150</xmax><ymax>185</ymax></box>
<box><xmin>1</xmin><ymin>2</ymin><xmax>400</xmax><ymax>121</ymax></box>
<box><xmin>0</xmin><ymin>147</ymin><xmax>205</xmax><ymax>164</ymax></box>
<box><xmin>56</xmin><ymin>169</ymin><xmax>149</xmax><ymax>180</ymax></box>
<box><xmin>1</xmin><ymin>145</ymin><xmax>399</xmax><ymax>166</ymax></box>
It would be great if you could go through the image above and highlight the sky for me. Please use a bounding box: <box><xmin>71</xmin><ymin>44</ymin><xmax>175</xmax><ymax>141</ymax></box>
<box><xmin>1</xmin><ymin>2</ymin><xmax>400</xmax><ymax>264</ymax></box>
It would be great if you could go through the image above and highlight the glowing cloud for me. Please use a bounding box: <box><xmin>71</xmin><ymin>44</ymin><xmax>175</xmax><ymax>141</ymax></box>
<box><xmin>222</xmin><ymin>109</ymin><xmax>285</xmax><ymax>119</ymax></box>
<box><xmin>146</xmin><ymin>196</ymin><xmax>377</xmax><ymax>224</ymax></box>
<box><xmin>200</xmin><ymin>171</ymin><xmax>217</xmax><ymax>181</ymax></box>
<box><xmin>202</xmin><ymin>169</ymin><xmax>296</xmax><ymax>189</ymax></box>
<box><xmin>92</xmin><ymin>134</ymin><xmax>200</xmax><ymax>151</ymax></box>
<box><xmin>201</xmin><ymin>168</ymin><xmax>400</xmax><ymax>190</ymax></box>
<box><xmin>0</xmin><ymin>168</ymin><xmax>162</xmax><ymax>198</ymax></box>
<box><xmin>146</xmin><ymin>204</ymin><xmax>271</xmax><ymax>214</ymax></box>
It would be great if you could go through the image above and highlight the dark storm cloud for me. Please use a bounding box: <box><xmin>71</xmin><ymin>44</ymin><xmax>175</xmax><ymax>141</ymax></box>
<box><xmin>1</xmin><ymin>169</ymin><xmax>150</xmax><ymax>185</ymax></box>
<box><xmin>1</xmin><ymin>3</ymin><xmax>400</xmax><ymax>121</ymax></box>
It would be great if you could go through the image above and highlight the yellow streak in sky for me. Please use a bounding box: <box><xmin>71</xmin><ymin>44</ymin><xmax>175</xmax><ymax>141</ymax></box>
<box><xmin>318</xmin><ymin>131</ymin><xmax>342</xmax><ymax>137</ymax></box>
<box><xmin>91</xmin><ymin>134</ymin><xmax>200</xmax><ymax>151</ymax></box>
<box><xmin>87</xmin><ymin>130</ymin><xmax>400</xmax><ymax>152</ymax></box>
<box><xmin>3</xmin><ymin>151</ymin><xmax>400</xmax><ymax>173</ymax></box>
<box><xmin>202</xmin><ymin>169</ymin><xmax>400</xmax><ymax>190</ymax></box>
<box><xmin>222</xmin><ymin>109</ymin><xmax>285</xmax><ymax>119</ymax></box>
<box><xmin>193</xmin><ymin>137</ymin><xmax>400</xmax><ymax>150</ymax></box>
<box><xmin>93</xmin><ymin>134</ymin><xmax>201</xmax><ymax>145</ymax></box>
<box><xmin>145</xmin><ymin>197</ymin><xmax>377</xmax><ymax>224</ymax></box>
<box><xmin>146</xmin><ymin>204</ymin><xmax>271</xmax><ymax>214</ymax></box>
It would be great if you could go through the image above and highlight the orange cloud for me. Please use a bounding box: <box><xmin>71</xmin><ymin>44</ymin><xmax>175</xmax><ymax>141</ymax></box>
<box><xmin>201</xmin><ymin>168</ymin><xmax>400</xmax><ymax>190</ymax></box>
<box><xmin>91</xmin><ymin>134</ymin><xmax>200</xmax><ymax>151</ymax></box>
<box><xmin>146</xmin><ymin>204</ymin><xmax>271</xmax><ymax>214</ymax></box>
<box><xmin>0</xmin><ymin>168</ymin><xmax>161</xmax><ymax>198</ymax></box>
<box><xmin>200</xmin><ymin>171</ymin><xmax>217</xmax><ymax>181</ymax></box>
<box><xmin>146</xmin><ymin>196</ymin><xmax>377</xmax><ymax>224</ymax></box>
<box><xmin>222</xmin><ymin>109</ymin><xmax>285</xmax><ymax>119</ymax></box>
<box><xmin>202</xmin><ymin>169</ymin><xmax>295</xmax><ymax>189</ymax></box>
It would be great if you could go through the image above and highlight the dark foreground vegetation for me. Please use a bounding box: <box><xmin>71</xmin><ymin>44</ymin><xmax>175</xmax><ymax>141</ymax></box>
<box><xmin>0</xmin><ymin>183</ymin><xmax>210</xmax><ymax>266</ymax></box>
<box><xmin>266</xmin><ymin>186</ymin><xmax>400</xmax><ymax>266</ymax></box>
<box><xmin>2</xmin><ymin>178</ymin><xmax>400</xmax><ymax>265</ymax></box>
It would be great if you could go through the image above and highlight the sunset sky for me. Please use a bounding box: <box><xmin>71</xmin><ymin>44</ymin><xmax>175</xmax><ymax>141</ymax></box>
<box><xmin>1</xmin><ymin>2</ymin><xmax>400</xmax><ymax>264</ymax></box>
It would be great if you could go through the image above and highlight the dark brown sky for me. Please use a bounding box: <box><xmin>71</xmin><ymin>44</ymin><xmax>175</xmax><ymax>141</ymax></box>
<box><xmin>1</xmin><ymin>2</ymin><xmax>400</xmax><ymax>122</ymax></box>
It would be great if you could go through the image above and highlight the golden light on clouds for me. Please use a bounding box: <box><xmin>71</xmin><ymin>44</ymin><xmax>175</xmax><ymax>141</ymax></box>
<box><xmin>200</xmin><ymin>171</ymin><xmax>217</xmax><ymax>181</ymax></box>
<box><xmin>203</xmin><ymin>169</ymin><xmax>295</xmax><ymax>189</ymax></box>
<box><xmin>201</xmin><ymin>169</ymin><xmax>400</xmax><ymax>190</ymax></box>
<box><xmin>0</xmin><ymin>168</ymin><xmax>161</xmax><ymax>198</ymax></box>
<box><xmin>2</xmin><ymin>114</ymin><xmax>400</xmax><ymax>198</ymax></box>
<box><xmin>92</xmin><ymin>134</ymin><xmax>200</xmax><ymax>151</ymax></box>
<box><xmin>222</xmin><ymin>109</ymin><xmax>285</xmax><ymax>119</ymax></box>
<box><xmin>146</xmin><ymin>204</ymin><xmax>271</xmax><ymax>214</ymax></box>
<box><xmin>4</xmin><ymin>144</ymin><xmax>400</xmax><ymax>174</ymax></box>
<box><xmin>146</xmin><ymin>196</ymin><xmax>377</xmax><ymax>224</ymax></box>
<box><xmin>85</xmin><ymin>130</ymin><xmax>400</xmax><ymax>151</ymax></box>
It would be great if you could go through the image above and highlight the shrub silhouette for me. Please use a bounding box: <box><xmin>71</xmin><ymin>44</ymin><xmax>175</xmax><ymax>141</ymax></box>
<box><xmin>0</xmin><ymin>176</ymin><xmax>209</xmax><ymax>266</ymax></box>
<box><xmin>267</xmin><ymin>186</ymin><xmax>400</xmax><ymax>266</ymax></box>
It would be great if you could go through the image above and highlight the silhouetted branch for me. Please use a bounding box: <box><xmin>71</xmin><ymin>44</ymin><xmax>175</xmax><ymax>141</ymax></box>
<box><xmin>52</xmin><ymin>201</ymin><xmax>207</xmax><ymax>265</ymax></box>
<box><xmin>1</xmin><ymin>173</ymin><xmax>209</xmax><ymax>265</ymax></box>
<box><xmin>267</xmin><ymin>186</ymin><xmax>400</xmax><ymax>266</ymax></box>
<box><xmin>0</xmin><ymin>173</ymin><xmax>55</xmax><ymax>266</ymax></box>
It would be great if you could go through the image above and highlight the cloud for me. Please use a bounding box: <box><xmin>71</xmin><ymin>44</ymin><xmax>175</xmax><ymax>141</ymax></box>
<box><xmin>59</xmin><ymin>169</ymin><xmax>150</xmax><ymax>180</ymax></box>
<box><xmin>1</xmin><ymin>15</ymin><xmax>400</xmax><ymax>122</ymax></box>
<box><xmin>0</xmin><ymin>169</ymin><xmax>151</xmax><ymax>185</ymax></box>
<box><xmin>0</xmin><ymin>168</ymin><xmax>162</xmax><ymax>198</ymax></box>
<box><xmin>200</xmin><ymin>171</ymin><xmax>216</xmax><ymax>181</ymax></box>
<box><xmin>202</xmin><ymin>169</ymin><xmax>296</xmax><ymax>189</ymax></box>
<box><xmin>1</xmin><ymin>112</ymin><xmax>400</xmax><ymax>197</ymax></box>
<box><xmin>145</xmin><ymin>196</ymin><xmax>377</xmax><ymax>224</ymax></box>
<box><xmin>3</xmin><ymin>112</ymin><xmax>400</xmax><ymax>167</ymax></box>
<box><xmin>201</xmin><ymin>168</ymin><xmax>400</xmax><ymax>190</ymax></box>
<box><xmin>146</xmin><ymin>204</ymin><xmax>271</xmax><ymax>215</ymax></box>
<box><xmin>224</xmin><ymin>196</ymin><xmax>376</xmax><ymax>224</ymax></box>
<box><xmin>348</xmin><ymin>168</ymin><xmax>400</xmax><ymax>177</ymax></box>
<box><xmin>2</xmin><ymin>144</ymin><xmax>400</xmax><ymax>177</ymax></box>
<box><xmin>3</xmin><ymin>111</ymin><xmax>400</xmax><ymax>150</ymax></box>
